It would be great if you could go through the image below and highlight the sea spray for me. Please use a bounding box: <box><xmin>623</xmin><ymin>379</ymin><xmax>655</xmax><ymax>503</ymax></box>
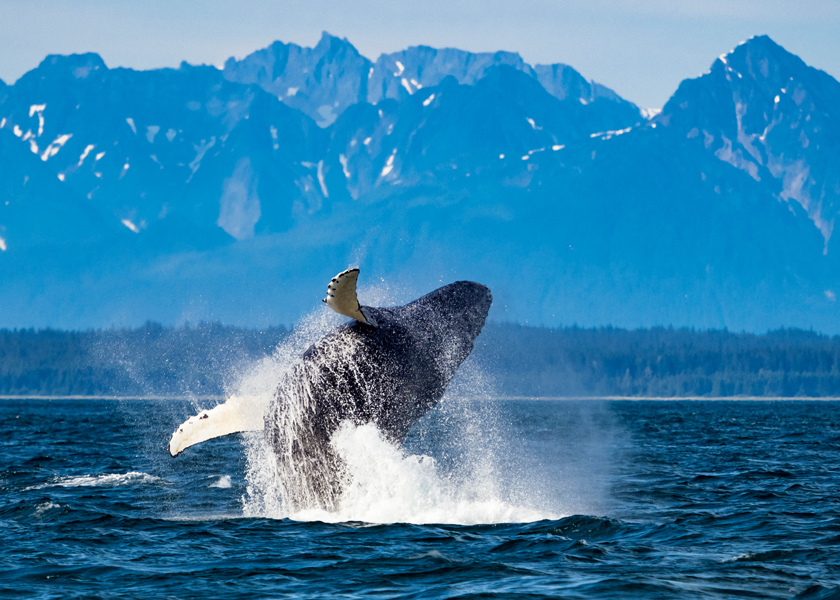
<box><xmin>293</xmin><ymin>422</ymin><xmax>550</xmax><ymax>524</ymax></box>
<box><xmin>237</xmin><ymin>306</ymin><xmax>559</xmax><ymax>523</ymax></box>
<box><xmin>234</xmin><ymin>284</ymin><xmax>557</xmax><ymax>523</ymax></box>
<box><xmin>238</xmin><ymin>307</ymin><xmax>343</xmax><ymax>516</ymax></box>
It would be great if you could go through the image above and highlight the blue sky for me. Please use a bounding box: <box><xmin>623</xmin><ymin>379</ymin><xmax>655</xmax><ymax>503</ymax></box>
<box><xmin>1</xmin><ymin>0</ymin><xmax>838</xmax><ymax>108</ymax></box>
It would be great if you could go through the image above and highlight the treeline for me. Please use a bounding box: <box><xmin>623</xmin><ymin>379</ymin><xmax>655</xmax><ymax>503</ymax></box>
<box><xmin>475</xmin><ymin>324</ymin><xmax>840</xmax><ymax>397</ymax></box>
<box><xmin>1</xmin><ymin>323</ymin><xmax>840</xmax><ymax>397</ymax></box>
<box><xmin>0</xmin><ymin>322</ymin><xmax>287</xmax><ymax>396</ymax></box>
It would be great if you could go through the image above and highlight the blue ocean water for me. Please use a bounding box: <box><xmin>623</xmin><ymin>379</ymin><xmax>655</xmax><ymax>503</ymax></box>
<box><xmin>2</xmin><ymin>397</ymin><xmax>839</xmax><ymax>599</ymax></box>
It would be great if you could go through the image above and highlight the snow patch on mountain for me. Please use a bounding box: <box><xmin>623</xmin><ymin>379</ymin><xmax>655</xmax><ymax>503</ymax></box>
<box><xmin>78</xmin><ymin>144</ymin><xmax>95</xmax><ymax>166</ymax></box>
<box><xmin>29</xmin><ymin>104</ymin><xmax>46</xmax><ymax>136</ymax></box>
<box><xmin>218</xmin><ymin>158</ymin><xmax>261</xmax><ymax>240</ymax></box>
<box><xmin>317</xmin><ymin>160</ymin><xmax>328</xmax><ymax>198</ymax></box>
<box><xmin>768</xmin><ymin>157</ymin><xmax>832</xmax><ymax>252</ymax></box>
<box><xmin>41</xmin><ymin>134</ymin><xmax>72</xmax><ymax>161</ymax></box>
<box><xmin>714</xmin><ymin>135</ymin><xmax>760</xmax><ymax>181</ymax></box>
<box><xmin>146</xmin><ymin>125</ymin><xmax>160</xmax><ymax>143</ymax></box>
<box><xmin>189</xmin><ymin>137</ymin><xmax>216</xmax><ymax>179</ymax></box>
<box><xmin>380</xmin><ymin>149</ymin><xmax>396</xmax><ymax>178</ymax></box>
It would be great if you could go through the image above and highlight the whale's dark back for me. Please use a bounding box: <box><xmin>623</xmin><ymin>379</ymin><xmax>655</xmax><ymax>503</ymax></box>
<box><xmin>265</xmin><ymin>281</ymin><xmax>492</xmax><ymax>510</ymax></box>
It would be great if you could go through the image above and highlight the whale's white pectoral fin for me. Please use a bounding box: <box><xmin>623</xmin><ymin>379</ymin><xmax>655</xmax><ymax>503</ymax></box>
<box><xmin>169</xmin><ymin>395</ymin><xmax>267</xmax><ymax>457</ymax></box>
<box><xmin>323</xmin><ymin>268</ymin><xmax>376</xmax><ymax>326</ymax></box>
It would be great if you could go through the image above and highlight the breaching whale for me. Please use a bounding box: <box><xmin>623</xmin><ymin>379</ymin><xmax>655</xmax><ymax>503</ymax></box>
<box><xmin>168</xmin><ymin>269</ymin><xmax>492</xmax><ymax>510</ymax></box>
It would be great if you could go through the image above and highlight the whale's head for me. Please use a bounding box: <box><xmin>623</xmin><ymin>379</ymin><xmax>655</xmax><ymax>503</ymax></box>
<box><xmin>415</xmin><ymin>280</ymin><xmax>492</xmax><ymax>339</ymax></box>
<box><xmin>390</xmin><ymin>280</ymin><xmax>492</xmax><ymax>376</ymax></box>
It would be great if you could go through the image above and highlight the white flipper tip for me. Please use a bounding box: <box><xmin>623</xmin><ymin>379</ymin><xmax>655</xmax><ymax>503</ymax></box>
<box><xmin>323</xmin><ymin>268</ymin><xmax>374</xmax><ymax>325</ymax></box>
<box><xmin>168</xmin><ymin>395</ymin><xmax>266</xmax><ymax>457</ymax></box>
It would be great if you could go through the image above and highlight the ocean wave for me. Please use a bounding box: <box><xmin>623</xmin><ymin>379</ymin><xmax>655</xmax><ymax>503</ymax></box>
<box><xmin>27</xmin><ymin>471</ymin><xmax>162</xmax><ymax>490</ymax></box>
<box><xmin>34</xmin><ymin>501</ymin><xmax>60</xmax><ymax>515</ymax></box>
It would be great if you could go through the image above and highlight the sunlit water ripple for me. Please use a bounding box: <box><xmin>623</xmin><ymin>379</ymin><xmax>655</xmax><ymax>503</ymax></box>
<box><xmin>2</xmin><ymin>398</ymin><xmax>839</xmax><ymax>599</ymax></box>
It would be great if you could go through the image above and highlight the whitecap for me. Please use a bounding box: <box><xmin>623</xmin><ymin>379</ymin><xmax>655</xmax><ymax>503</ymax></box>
<box><xmin>27</xmin><ymin>471</ymin><xmax>161</xmax><ymax>490</ymax></box>
<box><xmin>209</xmin><ymin>475</ymin><xmax>232</xmax><ymax>488</ymax></box>
<box><xmin>34</xmin><ymin>501</ymin><xmax>60</xmax><ymax>515</ymax></box>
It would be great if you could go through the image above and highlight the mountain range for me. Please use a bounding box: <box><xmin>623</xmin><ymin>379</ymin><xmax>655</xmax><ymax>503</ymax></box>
<box><xmin>0</xmin><ymin>33</ymin><xmax>837</xmax><ymax>332</ymax></box>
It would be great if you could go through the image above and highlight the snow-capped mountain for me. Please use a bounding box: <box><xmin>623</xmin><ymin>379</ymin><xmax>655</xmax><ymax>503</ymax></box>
<box><xmin>223</xmin><ymin>32</ymin><xmax>640</xmax><ymax>125</ymax></box>
<box><xmin>320</xmin><ymin>64</ymin><xmax>643</xmax><ymax>202</ymax></box>
<box><xmin>1</xmin><ymin>52</ymin><xmax>329</xmax><ymax>246</ymax></box>
<box><xmin>222</xmin><ymin>33</ymin><xmax>370</xmax><ymax>127</ymax></box>
<box><xmin>367</xmin><ymin>45</ymin><xmax>532</xmax><ymax>103</ymax></box>
<box><xmin>0</xmin><ymin>34</ymin><xmax>837</xmax><ymax>332</ymax></box>
<box><xmin>658</xmin><ymin>35</ymin><xmax>840</xmax><ymax>255</ymax></box>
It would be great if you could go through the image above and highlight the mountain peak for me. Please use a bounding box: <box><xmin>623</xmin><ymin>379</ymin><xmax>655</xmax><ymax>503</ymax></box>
<box><xmin>222</xmin><ymin>33</ymin><xmax>370</xmax><ymax>126</ymax></box>
<box><xmin>660</xmin><ymin>33</ymin><xmax>840</xmax><ymax>251</ymax></box>
<box><xmin>315</xmin><ymin>31</ymin><xmax>352</xmax><ymax>49</ymax></box>
<box><xmin>367</xmin><ymin>45</ymin><xmax>533</xmax><ymax>104</ymax></box>
<box><xmin>715</xmin><ymin>35</ymin><xmax>807</xmax><ymax>83</ymax></box>
<box><xmin>735</xmin><ymin>34</ymin><xmax>787</xmax><ymax>57</ymax></box>
<box><xmin>36</xmin><ymin>53</ymin><xmax>107</xmax><ymax>79</ymax></box>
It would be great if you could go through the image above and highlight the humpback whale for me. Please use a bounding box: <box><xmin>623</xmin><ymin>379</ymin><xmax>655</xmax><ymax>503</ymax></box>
<box><xmin>169</xmin><ymin>269</ymin><xmax>492</xmax><ymax>510</ymax></box>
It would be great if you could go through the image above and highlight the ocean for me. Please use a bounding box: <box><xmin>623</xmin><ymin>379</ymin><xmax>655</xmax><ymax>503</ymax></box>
<box><xmin>2</xmin><ymin>396</ymin><xmax>839</xmax><ymax>599</ymax></box>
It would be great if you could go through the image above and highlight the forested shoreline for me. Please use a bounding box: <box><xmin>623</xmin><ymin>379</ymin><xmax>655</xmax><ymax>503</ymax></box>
<box><xmin>1</xmin><ymin>323</ymin><xmax>839</xmax><ymax>397</ymax></box>
<box><xmin>479</xmin><ymin>325</ymin><xmax>840</xmax><ymax>398</ymax></box>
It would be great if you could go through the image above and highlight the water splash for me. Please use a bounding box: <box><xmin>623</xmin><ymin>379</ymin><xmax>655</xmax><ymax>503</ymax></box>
<box><xmin>238</xmin><ymin>307</ymin><xmax>343</xmax><ymax>516</ymax></box>
<box><xmin>209</xmin><ymin>475</ymin><xmax>232</xmax><ymax>488</ymax></box>
<box><xmin>231</xmin><ymin>284</ymin><xmax>559</xmax><ymax>524</ymax></box>
<box><xmin>234</xmin><ymin>303</ymin><xmax>559</xmax><ymax>524</ymax></box>
<box><xmin>292</xmin><ymin>423</ymin><xmax>552</xmax><ymax>525</ymax></box>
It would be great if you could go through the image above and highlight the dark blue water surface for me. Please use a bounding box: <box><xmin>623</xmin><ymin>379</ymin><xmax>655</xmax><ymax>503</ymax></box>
<box><xmin>2</xmin><ymin>398</ymin><xmax>840</xmax><ymax>599</ymax></box>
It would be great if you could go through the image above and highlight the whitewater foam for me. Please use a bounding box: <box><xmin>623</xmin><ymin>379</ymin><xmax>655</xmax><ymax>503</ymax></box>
<box><xmin>28</xmin><ymin>471</ymin><xmax>161</xmax><ymax>490</ymax></box>
<box><xmin>292</xmin><ymin>423</ymin><xmax>553</xmax><ymax>525</ymax></box>
<box><xmin>34</xmin><ymin>501</ymin><xmax>60</xmax><ymax>515</ymax></box>
<box><xmin>209</xmin><ymin>475</ymin><xmax>232</xmax><ymax>488</ymax></box>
